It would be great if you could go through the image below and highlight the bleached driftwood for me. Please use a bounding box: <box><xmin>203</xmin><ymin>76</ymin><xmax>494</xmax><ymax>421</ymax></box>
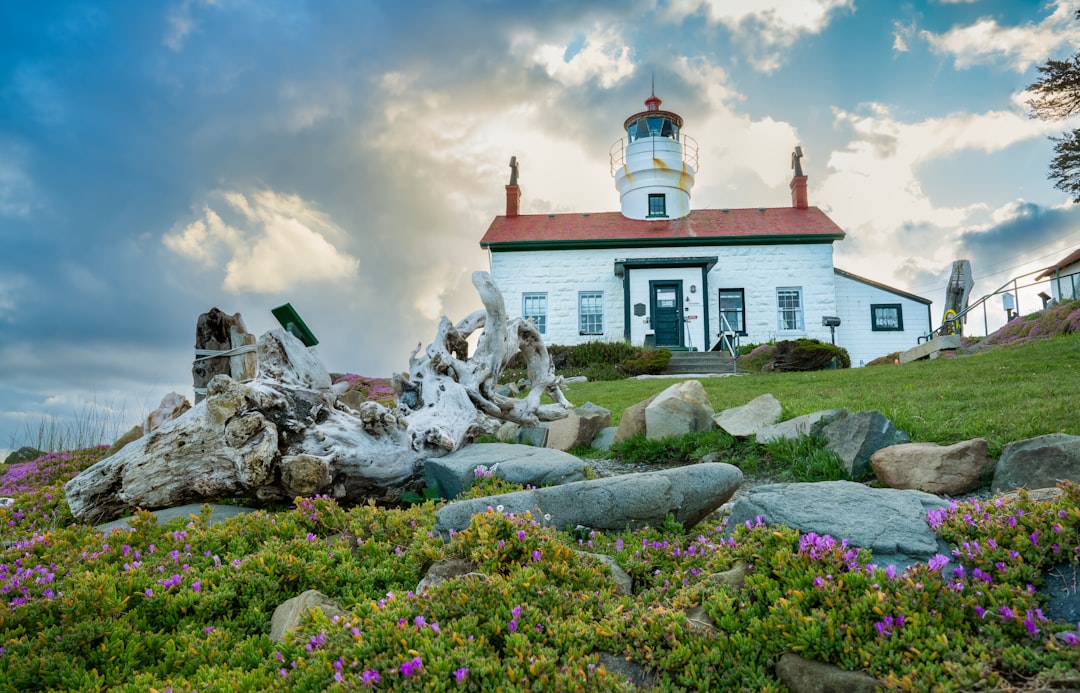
<box><xmin>65</xmin><ymin>272</ymin><xmax>571</xmax><ymax>524</ymax></box>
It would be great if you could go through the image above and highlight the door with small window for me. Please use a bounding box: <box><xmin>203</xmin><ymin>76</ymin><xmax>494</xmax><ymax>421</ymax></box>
<box><xmin>650</xmin><ymin>281</ymin><xmax>683</xmax><ymax>347</ymax></box>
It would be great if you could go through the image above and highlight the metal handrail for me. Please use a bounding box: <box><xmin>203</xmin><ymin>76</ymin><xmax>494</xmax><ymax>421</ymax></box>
<box><xmin>609</xmin><ymin>133</ymin><xmax>699</xmax><ymax>176</ymax></box>
<box><xmin>921</xmin><ymin>267</ymin><xmax>1079</xmax><ymax>342</ymax></box>
<box><xmin>717</xmin><ymin>314</ymin><xmax>739</xmax><ymax>375</ymax></box>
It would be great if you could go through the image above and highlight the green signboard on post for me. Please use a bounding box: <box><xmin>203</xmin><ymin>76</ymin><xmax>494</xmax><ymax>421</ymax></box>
<box><xmin>271</xmin><ymin>303</ymin><xmax>319</xmax><ymax>347</ymax></box>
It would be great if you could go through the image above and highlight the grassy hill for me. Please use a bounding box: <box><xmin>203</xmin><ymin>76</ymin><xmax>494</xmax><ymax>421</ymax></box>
<box><xmin>0</xmin><ymin>329</ymin><xmax>1078</xmax><ymax>690</ymax></box>
<box><xmin>566</xmin><ymin>330</ymin><xmax>1080</xmax><ymax>458</ymax></box>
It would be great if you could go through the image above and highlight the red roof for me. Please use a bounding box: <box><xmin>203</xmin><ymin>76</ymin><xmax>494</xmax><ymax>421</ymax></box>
<box><xmin>480</xmin><ymin>207</ymin><xmax>846</xmax><ymax>250</ymax></box>
<box><xmin>1037</xmin><ymin>247</ymin><xmax>1080</xmax><ymax>279</ymax></box>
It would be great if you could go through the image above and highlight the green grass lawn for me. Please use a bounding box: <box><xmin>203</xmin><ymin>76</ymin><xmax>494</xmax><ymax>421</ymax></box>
<box><xmin>566</xmin><ymin>334</ymin><xmax>1080</xmax><ymax>458</ymax></box>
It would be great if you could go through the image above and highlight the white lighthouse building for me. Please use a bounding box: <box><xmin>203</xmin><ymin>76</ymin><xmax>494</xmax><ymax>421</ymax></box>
<box><xmin>480</xmin><ymin>91</ymin><xmax>933</xmax><ymax>367</ymax></box>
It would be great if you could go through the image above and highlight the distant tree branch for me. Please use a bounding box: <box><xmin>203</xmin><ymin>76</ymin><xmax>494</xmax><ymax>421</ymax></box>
<box><xmin>1049</xmin><ymin>129</ymin><xmax>1080</xmax><ymax>202</ymax></box>
<box><xmin>1028</xmin><ymin>57</ymin><xmax>1080</xmax><ymax>120</ymax></box>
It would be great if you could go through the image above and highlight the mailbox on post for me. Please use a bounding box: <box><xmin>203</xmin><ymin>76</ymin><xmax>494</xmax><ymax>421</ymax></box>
<box><xmin>821</xmin><ymin>316</ymin><xmax>841</xmax><ymax>345</ymax></box>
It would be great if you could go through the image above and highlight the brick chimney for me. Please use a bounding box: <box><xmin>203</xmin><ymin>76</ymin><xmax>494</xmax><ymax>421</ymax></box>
<box><xmin>506</xmin><ymin>155</ymin><xmax>521</xmax><ymax>217</ymax></box>
<box><xmin>790</xmin><ymin>175</ymin><xmax>808</xmax><ymax>209</ymax></box>
<box><xmin>789</xmin><ymin>146</ymin><xmax>808</xmax><ymax>209</ymax></box>
<box><xmin>505</xmin><ymin>183</ymin><xmax>521</xmax><ymax>217</ymax></box>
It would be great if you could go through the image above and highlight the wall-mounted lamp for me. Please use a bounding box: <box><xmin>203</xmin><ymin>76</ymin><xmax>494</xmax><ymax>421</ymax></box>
<box><xmin>690</xmin><ymin>285</ymin><xmax>697</xmax><ymax>294</ymax></box>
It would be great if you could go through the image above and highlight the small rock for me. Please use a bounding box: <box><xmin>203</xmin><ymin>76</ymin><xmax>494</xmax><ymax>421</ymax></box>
<box><xmin>755</xmin><ymin>409</ymin><xmax>847</xmax><ymax>444</ymax></box>
<box><xmin>576</xmin><ymin>551</ymin><xmax>633</xmax><ymax>595</ymax></box>
<box><xmin>870</xmin><ymin>438</ymin><xmax>993</xmax><ymax>495</ymax></box>
<box><xmin>3</xmin><ymin>446</ymin><xmax>44</xmax><ymax>465</ymax></box>
<box><xmin>714</xmin><ymin>394</ymin><xmax>782</xmax><ymax>438</ymax></box>
<box><xmin>145</xmin><ymin>392</ymin><xmax>191</xmax><ymax>433</ymax></box>
<box><xmin>416</xmin><ymin>557</ymin><xmax>484</xmax><ymax>593</ymax></box>
<box><xmin>424</xmin><ymin>443</ymin><xmax>588</xmax><ymax>499</ymax></box>
<box><xmin>545</xmin><ymin>402</ymin><xmax>612</xmax><ymax>451</ymax></box>
<box><xmin>645</xmin><ymin>380</ymin><xmax>715</xmax><ymax>440</ymax></box>
<box><xmin>991</xmin><ymin>433</ymin><xmax>1080</xmax><ymax>494</ymax></box>
<box><xmin>775</xmin><ymin>653</ymin><xmax>879</xmax><ymax>693</ymax></box>
<box><xmin>269</xmin><ymin>589</ymin><xmax>348</xmax><ymax>642</ymax></box>
<box><xmin>613</xmin><ymin>394</ymin><xmax>658</xmax><ymax>443</ymax></box>
<box><xmin>822</xmin><ymin>410</ymin><xmax>909</xmax><ymax>479</ymax></box>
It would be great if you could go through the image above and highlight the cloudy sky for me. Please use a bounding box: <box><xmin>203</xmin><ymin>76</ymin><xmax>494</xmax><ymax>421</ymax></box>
<box><xmin>2</xmin><ymin>0</ymin><xmax>1080</xmax><ymax>456</ymax></box>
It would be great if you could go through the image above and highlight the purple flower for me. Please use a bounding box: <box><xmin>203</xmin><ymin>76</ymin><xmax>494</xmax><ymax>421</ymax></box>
<box><xmin>453</xmin><ymin>667</ymin><xmax>468</xmax><ymax>683</ymax></box>
<box><xmin>885</xmin><ymin>565</ymin><xmax>897</xmax><ymax>580</ymax></box>
<box><xmin>400</xmin><ymin>656</ymin><xmax>423</xmax><ymax>677</ymax></box>
<box><xmin>360</xmin><ymin>669</ymin><xmax>380</xmax><ymax>686</ymax></box>
<box><xmin>531</xmin><ymin>550</ymin><xmax>542</xmax><ymax>562</ymax></box>
<box><xmin>999</xmin><ymin>606</ymin><xmax>1016</xmax><ymax>622</ymax></box>
<box><xmin>414</xmin><ymin>615</ymin><xmax>426</xmax><ymax>629</ymax></box>
<box><xmin>191</xmin><ymin>580</ymin><xmax>201</xmax><ymax>592</ymax></box>
<box><xmin>927</xmin><ymin>554</ymin><xmax>949</xmax><ymax>572</ymax></box>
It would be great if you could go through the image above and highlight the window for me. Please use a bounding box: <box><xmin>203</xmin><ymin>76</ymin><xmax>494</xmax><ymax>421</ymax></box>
<box><xmin>871</xmin><ymin>303</ymin><xmax>904</xmax><ymax>331</ymax></box>
<box><xmin>523</xmin><ymin>293</ymin><xmax>547</xmax><ymax>334</ymax></box>
<box><xmin>718</xmin><ymin>289</ymin><xmax>745</xmax><ymax>334</ymax></box>
<box><xmin>776</xmin><ymin>287</ymin><xmax>804</xmax><ymax>332</ymax></box>
<box><xmin>648</xmin><ymin>194</ymin><xmax>666</xmax><ymax>217</ymax></box>
<box><xmin>579</xmin><ymin>292</ymin><xmax>604</xmax><ymax>335</ymax></box>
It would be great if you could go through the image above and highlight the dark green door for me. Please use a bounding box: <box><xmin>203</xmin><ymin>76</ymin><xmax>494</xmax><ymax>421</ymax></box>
<box><xmin>650</xmin><ymin>282</ymin><xmax>683</xmax><ymax>347</ymax></box>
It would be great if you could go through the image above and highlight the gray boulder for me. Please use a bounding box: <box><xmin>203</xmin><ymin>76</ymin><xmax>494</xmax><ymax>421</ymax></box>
<box><xmin>822</xmin><ymin>410</ymin><xmax>909</xmax><ymax>479</ymax></box>
<box><xmin>871</xmin><ymin>439</ymin><xmax>994</xmax><ymax>495</ymax></box>
<box><xmin>726</xmin><ymin>481</ymin><xmax>950</xmax><ymax>571</ymax></box>
<box><xmin>714</xmin><ymin>393</ymin><xmax>782</xmax><ymax>438</ymax></box>
<box><xmin>423</xmin><ymin>443</ymin><xmax>588</xmax><ymax>499</ymax></box>
<box><xmin>591</xmin><ymin>426</ymin><xmax>618</xmax><ymax>451</ymax></box>
<box><xmin>755</xmin><ymin>409</ymin><xmax>847</xmax><ymax>445</ymax></box>
<box><xmin>269</xmin><ymin>589</ymin><xmax>348</xmax><ymax>642</ymax></box>
<box><xmin>576</xmin><ymin>551</ymin><xmax>633</xmax><ymax>595</ymax></box>
<box><xmin>775</xmin><ymin>653</ymin><xmax>879</xmax><ymax>693</ymax></box>
<box><xmin>434</xmin><ymin>462</ymin><xmax>743</xmax><ymax>538</ymax></box>
<box><xmin>516</xmin><ymin>425</ymin><xmax>549</xmax><ymax>448</ymax></box>
<box><xmin>645</xmin><ymin>380</ymin><xmax>715</xmax><ymax>440</ymax></box>
<box><xmin>4</xmin><ymin>446</ymin><xmax>44</xmax><ymax>465</ymax></box>
<box><xmin>613</xmin><ymin>394</ymin><xmax>658</xmax><ymax>443</ymax></box>
<box><xmin>991</xmin><ymin>433</ymin><xmax>1080</xmax><ymax>494</ymax></box>
<box><xmin>545</xmin><ymin>402</ymin><xmax>612</xmax><ymax>451</ymax></box>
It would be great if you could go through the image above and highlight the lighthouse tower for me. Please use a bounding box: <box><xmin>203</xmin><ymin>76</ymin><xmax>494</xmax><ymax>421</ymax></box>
<box><xmin>610</xmin><ymin>89</ymin><xmax>698</xmax><ymax>220</ymax></box>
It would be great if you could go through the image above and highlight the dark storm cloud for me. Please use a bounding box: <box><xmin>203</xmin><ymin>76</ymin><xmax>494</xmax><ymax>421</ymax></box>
<box><xmin>956</xmin><ymin>202</ymin><xmax>1080</xmax><ymax>274</ymax></box>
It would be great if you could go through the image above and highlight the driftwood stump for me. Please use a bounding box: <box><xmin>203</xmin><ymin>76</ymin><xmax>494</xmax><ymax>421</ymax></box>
<box><xmin>193</xmin><ymin>308</ymin><xmax>257</xmax><ymax>403</ymax></box>
<box><xmin>65</xmin><ymin>272</ymin><xmax>571</xmax><ymax>524</ymax></box>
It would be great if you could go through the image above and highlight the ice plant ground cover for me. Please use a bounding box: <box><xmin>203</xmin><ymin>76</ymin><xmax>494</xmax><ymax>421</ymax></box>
<box><xmin>0</xmin><ymin>447</ymin><xmax>1079</xmax><ymax>690</ymax></box>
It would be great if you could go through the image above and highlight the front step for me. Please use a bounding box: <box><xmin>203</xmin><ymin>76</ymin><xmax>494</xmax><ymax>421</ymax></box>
<box><xmin>664</xmin><ymin>351</ymin><xmax>735</xmax><ymax>375</ymax></box>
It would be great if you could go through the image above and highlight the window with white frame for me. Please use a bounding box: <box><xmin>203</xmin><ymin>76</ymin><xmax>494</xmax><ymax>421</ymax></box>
<box><xmin>776</xmin><ymin>287</ymin><xmax>804</xmax><ymax>332</ymax></box>
<box><xmin>871</xmin><ymin>303</ymin><xmax>903</xmax><ymax>331</ymax></box>
<box><xmin>579</xmin><ymin>291</ymin><xmax>603</xmax><ymax>335</ymax></box>
<box><xmin>523</xmin><ymin>293</ymin><xmax>547</xmax><ymax>334</ymax></box>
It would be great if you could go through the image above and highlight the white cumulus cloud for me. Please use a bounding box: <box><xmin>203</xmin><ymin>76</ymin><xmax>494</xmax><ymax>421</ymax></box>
<box><xmin>921</xmin><ymin>0</ymin><xmax>1080</xmax><ymax>71</ymax></box>
<box><xmin>163</xmin><ymin>188</ymin><xmax>359</xmax><ymax>293</ymax></box>
<box><xmin>663</xmin><ymin>0</ymin><xmax>855</xmax><ymax>72</ymax></box>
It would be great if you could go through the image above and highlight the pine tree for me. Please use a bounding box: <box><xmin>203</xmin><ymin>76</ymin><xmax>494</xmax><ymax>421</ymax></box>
<box><xmin>1028</xmin><ymin>13</ymin><xmax>1080</xmax><ymax>201</ymax></box>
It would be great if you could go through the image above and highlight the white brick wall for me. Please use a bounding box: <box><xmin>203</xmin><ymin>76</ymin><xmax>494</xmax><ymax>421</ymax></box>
<box><xmin>833</xmin><ymin>272</ymin><xmax>933</xmax><ymax>366</ymax></box>
<box><xmin>488</xmin><ymin>243</ymin><xmax>842</xmax><ymax>350</ymax></box>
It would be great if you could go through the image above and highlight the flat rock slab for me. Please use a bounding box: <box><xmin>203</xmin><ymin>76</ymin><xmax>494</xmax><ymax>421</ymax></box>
<box><xmin>726</xmin><ymin>481</ymin><xmax>950</xmax><ymax>570</ymax></box>
<box><xmin>714</xmin><ymin>393</ymin><xmax>782</xmax><ymax>438</ymax></box>
<box><xmin>424</xmin><ymin>443</ymin><xmax>589</xmax><ymax>499</ymax></box>
<box><xmin>96</xmin><ymin>503</ymin><xmax>259</xmax><ymax>533</ymax></box>
<box><xmin>434</xmin><ymin>462</ymin><xmax>743</xmax><ymax>538</ymax></box>
<box><xmin>755</xmin><ymin>409</ymin><xmax>847</xmax><ymax>444</ymax></box>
